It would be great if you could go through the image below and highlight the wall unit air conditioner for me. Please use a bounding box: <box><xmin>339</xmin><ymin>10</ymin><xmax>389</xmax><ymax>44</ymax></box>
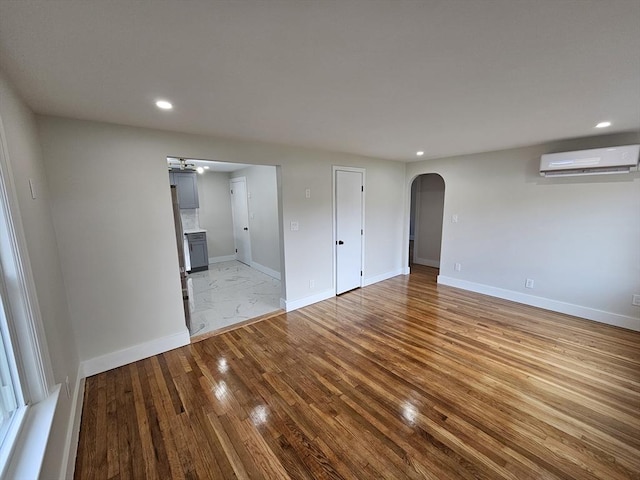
<box><xmin>540</xmin><ymin>144</ymin><xmax>639</xmax><ymax>177</ymax></box>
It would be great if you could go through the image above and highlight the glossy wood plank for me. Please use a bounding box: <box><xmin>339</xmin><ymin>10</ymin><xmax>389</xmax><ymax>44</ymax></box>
<box><xmin>75</xmin><ymin>266</ymin><xmax>640</xmax><ymax>479</ymax></box>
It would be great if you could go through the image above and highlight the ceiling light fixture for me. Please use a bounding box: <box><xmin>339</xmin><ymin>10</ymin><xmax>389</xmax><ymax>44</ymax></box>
<box><xmin>196</xmin><ymin>166</ymin><xmax>205</xmax><ymax>174</ymax></box>
<box><xmin>204</xmin><ymin>166</ymin><xmax>210</xmax><ymax>169</ymax></box>
<box><xmin>416</xmin><ymin>151</ymin><xmax>424</xmax><ymax>156</ymax></box>
<box><xmin>595</xmin><ymin>121</ymin><xmax>611</xmax><ymax>128</ymax></box>
<box><xmin>155</xmin><ymin>99</ymin><xmax>173</xmax><ymax>110</ymax></box>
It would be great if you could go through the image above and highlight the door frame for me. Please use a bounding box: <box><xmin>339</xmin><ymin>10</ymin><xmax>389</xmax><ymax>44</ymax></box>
<box><xmin>412</xmin><ymin>175</ymin><xmax>422</xmax><ymax>266</ymax></box>
<box><xmin>332</xmin><ymin>166</ymin><xmax>365</xmax><ymax>295</ymax></box>
<box><xmin>409</xmin><ymin>173</ymin><xmax>446</xmax><ymax>270</ymax></box>
<box><xmin>229</xmin><ymin>176</ymin><xmax>252</xmax><ymax>265</ymax></box>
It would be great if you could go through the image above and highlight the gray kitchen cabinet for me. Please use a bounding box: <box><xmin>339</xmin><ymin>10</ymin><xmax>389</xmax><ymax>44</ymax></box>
<box><xmin>169</xmin><ymin>170</ymin><xmax>199</xmax><ymax>209</ymax></box>
<box><xmin>186</xmin><ymin>232</ymin><xmax>208</xmax><ymax>272</ymax></box>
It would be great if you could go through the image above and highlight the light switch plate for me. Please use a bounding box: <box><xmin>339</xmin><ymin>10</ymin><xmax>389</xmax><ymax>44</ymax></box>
<box><xmin>29</xmin><ymin>178</ymin><xmax>37</xmax><ymax>199</ymax></box>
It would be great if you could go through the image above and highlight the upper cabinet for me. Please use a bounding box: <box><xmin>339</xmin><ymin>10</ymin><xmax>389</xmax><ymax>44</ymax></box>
<box><xmin>169</xmin><ymin>170</ymin><xmax>199</xmax><ymax>209</ymax></box>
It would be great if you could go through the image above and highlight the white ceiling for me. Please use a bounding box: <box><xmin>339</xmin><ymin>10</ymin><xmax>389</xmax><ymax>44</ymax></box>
<box><xmin>0</xmin><ymin>0</ymin><xmax>638</xmax><ymax>161</ymax></box>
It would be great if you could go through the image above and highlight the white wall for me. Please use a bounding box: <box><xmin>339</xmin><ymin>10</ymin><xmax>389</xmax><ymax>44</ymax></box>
<box><xmin>414</xmin><ymin>174</ymin><xmax>445</xmax><ymax>267</ymax></box>
<box><xmin>232</xmin><ymin>165</ymin><xmax>281</xmax><ymax>275</ymax></box>
<box><xmin>197</xmin><ymin>171</ymin><xmax>235</xmax><ymax>259</ymax></box>
<box><xmin>406</xmin><ymin>132</ymin><xmax>640</xmax><ymax>330</ymax></box>
<box><xmin>36</xmin><ymin>116</ymin><xmax>407</xmax><ymax>365</ymax></box>
<box><xmin>0</xmin><ymin>71</ymin><xmax>79</xmax><ymax>478</ymax></box>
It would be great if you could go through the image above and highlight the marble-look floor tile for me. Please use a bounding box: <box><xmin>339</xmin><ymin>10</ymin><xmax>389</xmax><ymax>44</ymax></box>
<box><xmin>188</xmin><ymin>261</ymin><xmax>281</xmax><ymax>337</ymax></box>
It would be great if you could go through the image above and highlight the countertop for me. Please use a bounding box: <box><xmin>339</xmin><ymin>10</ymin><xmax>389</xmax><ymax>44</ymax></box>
<box><xmin>184</xmin><ymin>228</ymin><xmax>207</xmax><ymax>235</ymax></box>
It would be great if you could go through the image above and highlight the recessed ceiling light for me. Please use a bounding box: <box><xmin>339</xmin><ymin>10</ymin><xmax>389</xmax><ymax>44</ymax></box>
<box><xmin>196</xmin><ymin>166</ymin><xmax>205</xmax><ymax>174</ymax></box>
<box><xmin>204</xmin><ymin>166</ymin><xmax>210</xmax><ymax>169</ymax></box>
<box><xmin>595</xmin><ymin>121</ymin><xmax>611</xmax><ymax>128</ymax></box>
<box><xmin>416</xmin><ymin>151</ymin><xmax>424</xmax><ymax>156</ymax></box>
<box><xmin>155</xmin><ymin>100</ymin><xmax>173</xmax><ymax>110</ymax></box>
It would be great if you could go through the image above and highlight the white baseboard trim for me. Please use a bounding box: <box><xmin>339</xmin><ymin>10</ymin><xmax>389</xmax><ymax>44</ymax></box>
<box><xmin>437</xmin><ymin>276</ymin><xmax>640</xmax><ymax>332</ymax></box>
<box><xmin>250</xmin><ymin>261</ymin><xmax>281</xmax><ymax>280</ymax></box>
<box><xmin>283</xmin><ymin>288</ymin><xmax>335</xmax><ymax>312</ymax></box>
<box><xmin>414</xmin><ymin>257</ymin><xmax>440</xmax><ymax>268</ymax></box>
<box><xmin>208</xmin><ymin>254</ymin><xmax>236</xmax><ymax>264</ymax></box>
<box><xmin>60</xmin><ymin>368</ymin><xmax>85</xmax><ymax>480</ymax></box>
<box><xmin>364</xmin><ymin>269</ymin><xmax>404</xmax><ymax>287</ymax></box>
<box><xmin>403</xmin><ymin>266</ymin><xmax>411</xmax><ymax>275</ymax></box>
<box><xmin>80</xmin><ymin>329</ymin><xmax>191</xmax><ymax>377</ymax></box>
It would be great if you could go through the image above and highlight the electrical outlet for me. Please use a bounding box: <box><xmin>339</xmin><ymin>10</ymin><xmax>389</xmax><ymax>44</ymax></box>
<box><xmin>309</xmin><ymin>279</ymin><xmax>314</xmax><ymax>288</ymax></box>
<box><xmin>454</xmin><ymin>263</ymin><xmax>461</xmax><ymax>272</ymax></box>
<box><xmin>305</xmin><ymin>188</ymin><xmax>311</xmax><ymax>198</ymax></box>
<box><xmin>632</xmin><ymin>294</ymin><xmax>640</xmax><ymax>306</ymax></box>
<box><xmin>290</xmin><ymin>221</ymin><xmax>299</xmax><ymax>231</ymax></box>
<box><xmin>452</xmin><ymin>214</ymin><xmax>459</xmax><ymax>223</ymax></box>
<box><xmin>525</xmin><ymin>278</ymin><xmax>535</xmax><ymax>289</ymax></box>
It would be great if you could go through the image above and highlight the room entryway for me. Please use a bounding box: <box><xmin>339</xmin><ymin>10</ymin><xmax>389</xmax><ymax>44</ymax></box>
<box><xmin>167</xmin><ymin>158</ymin><xmax>285</xmax><ymax>339</ymax></box>
<box><xmin>334</xmin><ymin>167</ymin><xmax>364</xmax><ymax>295</ymax></box>
<box><xmin>409</xmin><ymin>173</ymin><xmax>445</xmax><ymax>271</ymax></box>
<box><xmin>230</xmin><ymin>177</ymin><xmax>252</xmax><ymax>266</ymax></box>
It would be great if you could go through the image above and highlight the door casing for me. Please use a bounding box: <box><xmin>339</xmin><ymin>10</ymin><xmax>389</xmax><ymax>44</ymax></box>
<box><xmin>230</xmin><ymin>177</ymin><xmax>252</xmax><ymax>266</ymax></box>
<box><xmin>333</xmin><ymin>166</ymin><xmax>365</xmax><ymax>295</ymax></box>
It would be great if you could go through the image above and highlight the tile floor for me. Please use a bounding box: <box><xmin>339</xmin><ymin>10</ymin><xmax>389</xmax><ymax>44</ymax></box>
<box><xmin>187</xmin><ymin>260</ymin><xmax>282</xmax><ymax>337</ymax></box>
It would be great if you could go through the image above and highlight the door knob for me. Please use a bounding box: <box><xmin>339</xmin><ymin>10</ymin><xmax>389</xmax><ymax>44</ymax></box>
<box><xmin>338</xmin><ymin>240</ymin><xmax>344</xmax><ymax>245</ymax></box>
<box><xmin>243</xmin><ymin>227</ymin><xmax>248</xmax><ymax>231</ymax></box>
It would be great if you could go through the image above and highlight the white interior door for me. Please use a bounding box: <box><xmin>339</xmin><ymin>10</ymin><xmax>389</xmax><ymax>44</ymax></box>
<box><xmin>230</xmin><ymin>177</ymin><xmax>252</xmax><ymax>265</ymax></box>
<box><xmin>335</xmin><ymin>169</ymin><xmax>363</xmax><ymax>294</ymax></box>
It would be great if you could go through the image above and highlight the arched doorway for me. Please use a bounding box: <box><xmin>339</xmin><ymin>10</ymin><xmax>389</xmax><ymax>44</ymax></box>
<box><xmin>409</xmin><ymin>174</ymin><xmax>445</xmax><ymax>271</ymax></box>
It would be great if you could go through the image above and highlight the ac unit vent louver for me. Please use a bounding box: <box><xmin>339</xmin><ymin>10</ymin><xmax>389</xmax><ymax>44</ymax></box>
<box><xmin>540</xmin><ymin>144</ymin><xmax>639</xmax><ymax>177</ymax></box>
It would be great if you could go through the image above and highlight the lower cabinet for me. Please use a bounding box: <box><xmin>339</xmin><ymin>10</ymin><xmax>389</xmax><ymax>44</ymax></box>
<box><xmin>186</xmin><ymin>232</ymin><xmax>208</xmax><ymax>272</ymax></box>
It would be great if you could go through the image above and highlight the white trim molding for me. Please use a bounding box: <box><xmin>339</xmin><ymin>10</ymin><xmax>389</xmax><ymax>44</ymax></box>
<box><xmin>332</xmin><ymin>166</ymin><xmax>366</xmax><ymax>296</ymax></box>
<box><xmin>438</xmin><ymin>276</ymin><xmax>640</xmax><ymax>332</ymax></box>
<box><xmin>80</xmin><ymin>329</ymin><xmax>190</xmax><ymax>377</ymax></box>
<box><xmin>60</xmin><ymin>368</ymin><xmax>85</xmax><ymax>480</ymax></box>
<box><xmin>4</xmin><ymin>385</ymin><xmax>60</xmax><ymax>479</ymax></box>
<box><xmin>208</xmin><ymin>254</ymin><xmax>237</xmax><ymax>264</ymax></box>
<box><xmin>363</xmin><ymin>269</ymin><xmax>404</xmax><ymax>287</ymax></box>
<box><xmin>282</xmin><ymin>289</ymin><xmax>334</xmax><ymax>312</ymax></box>
<box><xmin>250</xmin><ymin>261</ymin><xmax>281</xmax><ymax>280</ymax></box>
<box><xmin>0</xmin><ymin>114</ymin><xmax>54</xmax><ymax>404</ymax></box>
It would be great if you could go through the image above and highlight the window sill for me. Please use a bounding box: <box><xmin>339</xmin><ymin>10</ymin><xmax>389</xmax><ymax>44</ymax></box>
<box><xmin>2</xmin><ymin>384</ymin><xmax>60</xmax><ymax>479</ymax></box>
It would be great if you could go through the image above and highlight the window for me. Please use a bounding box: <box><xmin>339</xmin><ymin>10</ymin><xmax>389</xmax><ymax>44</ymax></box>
<box><xmin>0</xmin><ymin>291</ymin><xmax>28</xmax><ymax>475</ymax></box>
<box><xmin>0</xmin><ymin>112</ymin><xmax>55</xmax><ymax>476</ymax></box>
<box><xmin>0</xmin><ymin>327</ymin><xmax>19</xmax><ymax>444</ymax></box>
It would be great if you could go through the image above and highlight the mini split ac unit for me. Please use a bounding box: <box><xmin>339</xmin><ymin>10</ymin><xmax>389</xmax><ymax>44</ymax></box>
<box><xmin>540</xmin><ymin>144</ymin><xmax>640</xmax><ymax>177</ymax></box>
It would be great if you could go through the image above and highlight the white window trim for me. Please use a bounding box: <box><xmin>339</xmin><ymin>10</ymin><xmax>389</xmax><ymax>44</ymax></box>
<box><xmin>0</xmin><ymin>106</ymin><xmax>57</xmax><ymax>477</ymax></box>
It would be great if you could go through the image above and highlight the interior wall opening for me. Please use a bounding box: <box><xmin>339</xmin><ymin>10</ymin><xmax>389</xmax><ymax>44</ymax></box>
<box><xmin>409</xmin><ymin>173</ymin><xmax>445</xmax><ymax>274</ymax></box>
<box><xmin>167</xmin><ymin>157</ymin><xmax>285</xmax><ymax>340</ymax></box>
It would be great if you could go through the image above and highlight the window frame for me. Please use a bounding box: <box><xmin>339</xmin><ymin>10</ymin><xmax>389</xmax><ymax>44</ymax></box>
<box><xmin>0</xmin><ymin>106</ymin><xmax>55</xmax><ymax>477</ymax></box>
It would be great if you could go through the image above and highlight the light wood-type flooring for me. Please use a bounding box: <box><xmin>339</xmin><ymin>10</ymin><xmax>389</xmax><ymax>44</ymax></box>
<box><xmin>74</xmin><ymin>266</ymin><xmax>640</xmax><ymax>479</ymax></box>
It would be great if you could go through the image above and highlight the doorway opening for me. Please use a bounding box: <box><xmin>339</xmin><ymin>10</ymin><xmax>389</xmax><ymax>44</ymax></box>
<box><xmin>409</xmin><ymin>174</ymin><xmax>445</xmax><ymax>273</ymax></box>
<box><xmin>167</xmin><ymin>158</ymin><xmax>285</xmax><ymax>339</ymax></box>
<box><xmin>333</xmin><ymin>166</ymin><xmax>365</xmax><ymax>295</ymax></box>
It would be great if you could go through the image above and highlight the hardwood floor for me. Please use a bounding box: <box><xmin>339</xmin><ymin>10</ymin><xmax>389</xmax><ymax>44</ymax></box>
<box><xmin>74</xmin><ymin>266</ymin><xmax>640</xmax><ymax>479</ymax></box>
